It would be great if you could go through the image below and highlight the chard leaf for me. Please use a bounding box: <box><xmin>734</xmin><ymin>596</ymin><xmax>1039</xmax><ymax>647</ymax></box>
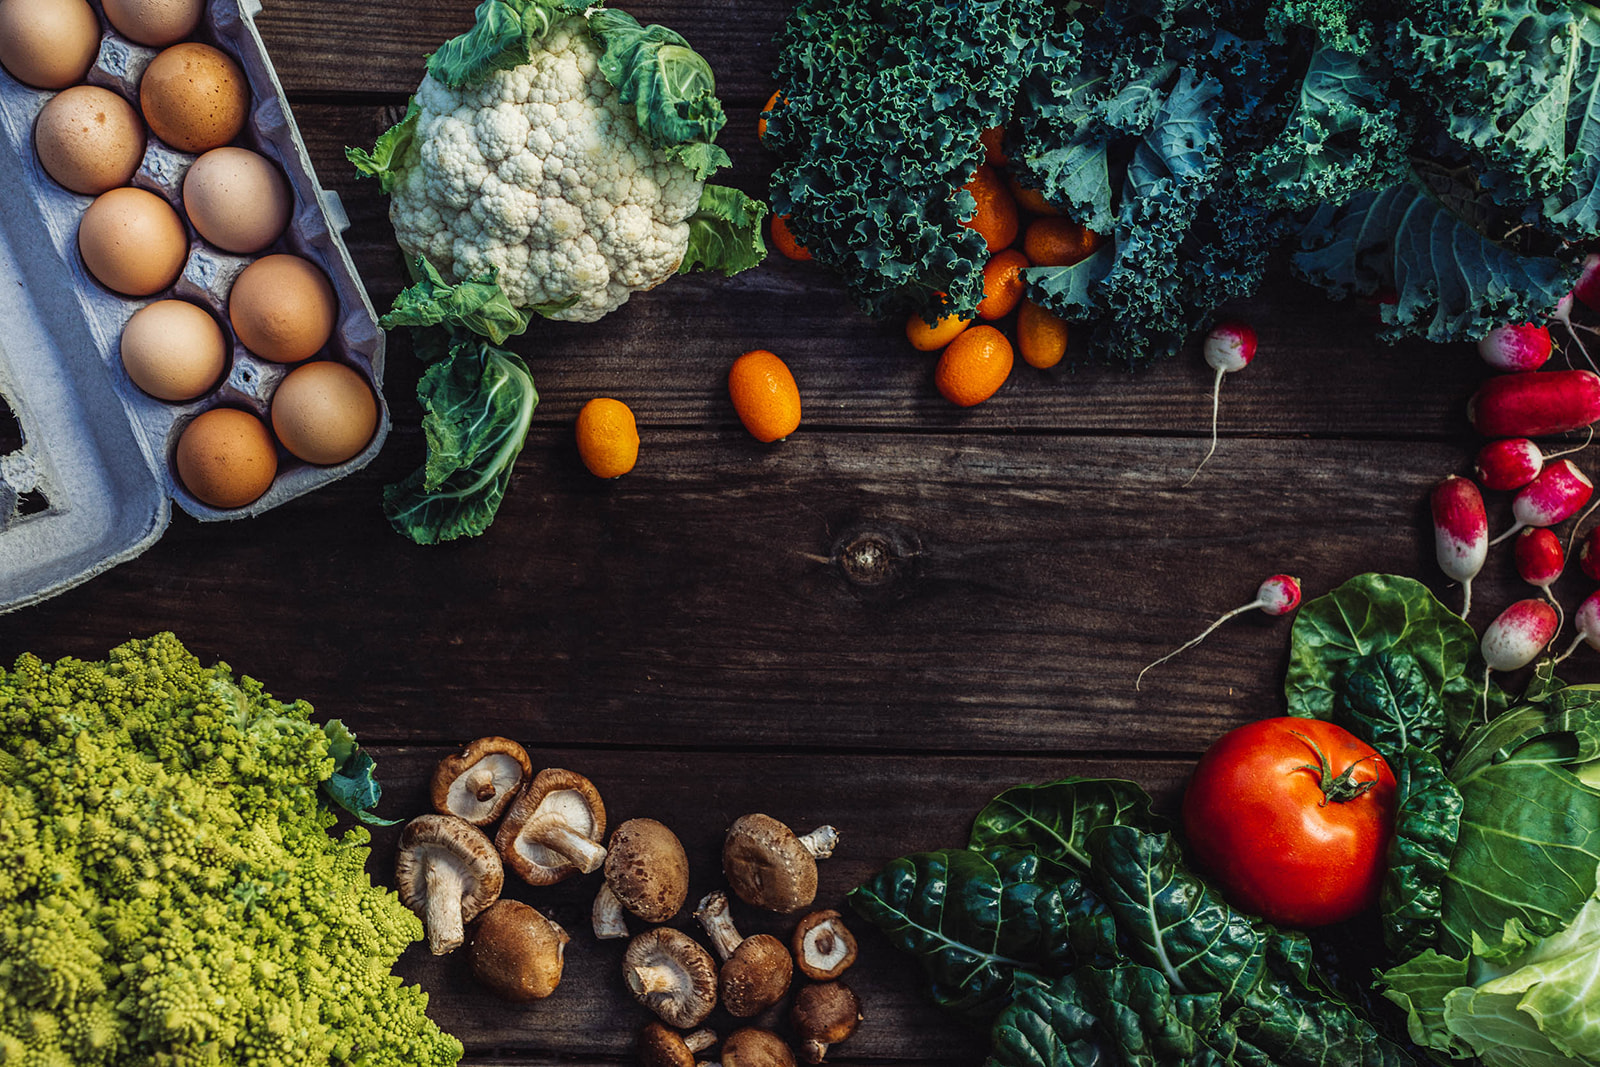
<box><xmin>1441</xmin><ymin>688</ymin><xmax>1600</xmax><ymax>952</ymax></box>
<box><xmin>846</xmin><ymin>847</ymin><xmax>1107</xmax><ymax>1023</ymax></box>
<box><xmin>1284</xmin><ymin>573</ymin><xmax>1483</xmax><ymax>749</ymax></box>
<box><xmin>425</xmin><ymin>0</ymin><xmax>579</xmax><ymax>88</ymax></box>
<box><xmin>346</xmin><ymin>97</ymin><xmax>419</xmax><ymax>195</ymax></box>
<box><xmin>382</xmin><ymin>340</ymin><xmax>538</xmax><ymax>545</ymax></box>
<box><xmin>678</xmin><ymin>185</ymin><xmax>768</xmax><ymax>276</ymax></box>
<box><xmin>1381</xmin><ymin>746</ymin><xmax>1463</xmax><ymax>958</ymax></box>
<box><xmin>380</xmin><ymin>258</ymin><xmax>534</xmax><ymax>347</ymax></box>
<box><xmin>1332</xmin><ymin>650</ymin><xmax>1445</xmax><ymax>757</ymax></box>
<box><xmin>1379</xmin><ymin>949</ymin><xmax>1472</xmax><ymax>1056</ymax></box>
<box><xmin>969</xmin><ymin>777</ymin><xmax>1161</xmax><ymax>874</ymax></box>
<box><xmin>586</xmin><ymin>8</ymin><xmax>728</xmax><ymax>173</ymax></box>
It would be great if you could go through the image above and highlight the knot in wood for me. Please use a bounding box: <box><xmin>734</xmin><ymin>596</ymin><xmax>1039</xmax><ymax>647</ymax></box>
<box><xmin>831</xmin><ymin>522</ymin><xmax>919</xmax><ymax>592</ymax></box>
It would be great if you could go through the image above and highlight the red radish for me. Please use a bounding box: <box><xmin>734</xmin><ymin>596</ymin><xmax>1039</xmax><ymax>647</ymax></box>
<box><xmin>1478</xmin><ymin>324</ymin><xmax>1553</xmax><ymax>371</ymax></box>
<box><xmin>1135</xmin><ymin>574</ymin><xmax>1300</xmax><ymax>689</ymax></box>
<box><xmin>1432</xmin><ymin>476</ymin><xmax>1488</xmax><ymax>618</ymax></box>
<box><xmin>1490</xmin><ymin>458</ymin><xmax>1594</xmax><ymax>545</ymax></box>
<box><xmin>1575</xmin><ymin>254</ymin><xmax>1600</xmax><ymax>312</ymax></box>
<box><xmin>1514</xmin><ymin>527</ymin><xmax>1565</xmax><ymax>632</ymax></box>
<box><xmin>1185</xmin><ymin>321</ymin><xmax>1258</xmax><ymax>486</ymax></box>
<box><xmin>1481</xmin><ymin>599</ymin><xmax>1559</xmax><ymax>671</ymax></box>
<box><xmin>1555</xmin><ymin>589</ymin><xmax>1600</xmax><ymax>662</ymax></box>
<box><xmin>1468</xmin><ymin>370</ymin><xmax>1600</xmax><ymax>437</ymax></box>
<box><xmin>1475</xmin><ymin>439</ymin><xmax>1544</xmax><ymax>490</ymax></box>
<box><xmin>1581</xmin><ymin>528</ymin><xmax>1600</xmax><ymax>579</ymax></box>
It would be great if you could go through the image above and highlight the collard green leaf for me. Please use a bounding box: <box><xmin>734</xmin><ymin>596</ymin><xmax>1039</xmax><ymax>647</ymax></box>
<box><xmin>380</xmin><ymin>258</ymin><xmax>535</xmax><ymax>347</ymax></box>
<box><xmin>346</xmin><ymin>97</ymin><xmax>419</xmax><ymax>195</ymax></box>
<box><xmin>1332</xmin><ymin>650</ymin><xmax>1445</xmax><ymax>757</ymax></box>
<box><xmin>1381</xmin><ymin>746</ymin><xmax>1463</xmax><ymax>958</ymax></box>
<box><xmin>1285</xmin><ymin>573</ymin><xmax>1483</xmax><ymax>748</ymax></box>
<box><xmin>970</xmin><ymin>778</ymin><xmax>1161</xmax><ymax>874</ymax></box>
<box><xmin>383</xmin><ymin>341</ymin><xmax>538</xmax><ymax>545</ymax></box>
<box><xmin>846</xmin><ymin>847</ymin><xmax>1104</xmax><ymax>1022</ymax></box>
<box><xmin>586</xmin><ymin>8</ymin><xmax>728</xmax><ymax>176</ymax></box>
<box><xmin>1441</xmin><ymin>690</ymin><xmax>1600</xmax><ymax>952</ymax></box>
<box><xmin>678</xmin><ymin>185</ymin><xmax>768</xmax><ymax>275</ymax></box>
<box><xmin>425</xmin><ymin>0</ymin><xmax>579</xmax><ymax>88</ymax></box>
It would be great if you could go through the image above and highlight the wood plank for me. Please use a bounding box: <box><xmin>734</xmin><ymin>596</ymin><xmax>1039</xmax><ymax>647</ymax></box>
<box><xmin>360</xmin><ymin>747</ymin><xmax>1193</xmax><ymax>1061</ymax></box>
<box><xmin>5</xmin><ymin>436</ymin><xmax>1591</xmax><ymax>750</ymax></box>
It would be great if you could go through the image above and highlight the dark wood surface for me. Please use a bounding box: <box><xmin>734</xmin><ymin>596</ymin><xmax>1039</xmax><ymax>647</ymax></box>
<box><xmin>6</xmin><ymin>1</ymin><xmax>1600</xmax><ymax>1064</ymax></box>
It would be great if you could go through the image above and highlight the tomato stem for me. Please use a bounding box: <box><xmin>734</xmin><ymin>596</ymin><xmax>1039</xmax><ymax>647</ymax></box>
<box><xmin>1289</xmin><ymin>729</ymin><xmax>1377</xmax><ymax>806</ymax></box>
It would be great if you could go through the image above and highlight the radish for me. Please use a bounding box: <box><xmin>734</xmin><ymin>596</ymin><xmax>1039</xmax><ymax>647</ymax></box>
<box><xmin>1475</xmin><ymin>439</ymin><xmax>1544</xmax><ymax>491</ymax></box>
<box><xmin>1555</xmin><ymin>589</ymin><xmax>1600</xmax><ymax>662</ymax></box>
<box><xmin>1135</xmin><ymin>574</ymin><xmax>1300</xmax><ymax>689</ymax></box>
<box><xmin>1184</xmin><ymin>321</ymin><xmax>1257</xmax><ymax>486</ymax></box>
<box><xmin>1514</xmin><ymin>527</ymin><xmax>1565</xmax><ymax>633</ymax></box>
<box><xmin>1468</xmin><ymin>370</ymin><xmax>1600</xmax><ymax>437</ymax></box>
<box><xmin>1481</xmin><ymin>599</ymin><xmax>1559</xmax><ymax>671</ymax></box>
<box><xmin>1432</xmin><ymin>475</ymin><xmax>1488</xmax><ymax>618</ymax></box>
<box><xmin>1581</xmin><ymin>528</ymin><xmax>1600</xmax><ymax>579</ymax></box>
<box><xmin>1548</xmin><ymin>292</ymin><xmax>1598</xmax><ymax>374</ymax></box>
<box><xmin>1490</xmin><ymin>458</ymin><xmax>1594</xmax><ymax>545</ymax></box>
<box><xmin>1478</xmin><ymin>324</ymin><xmax>1553</xmax><ymax>371</ymax></box>
<box><xmin>1576</xmin><ymin>254</ymin><xmax>1600</xmax><ymax>313</ymax></box>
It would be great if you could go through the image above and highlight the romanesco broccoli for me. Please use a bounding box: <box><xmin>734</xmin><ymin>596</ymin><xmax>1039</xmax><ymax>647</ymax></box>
<box><xmin>0</xmin><ymin>633</ymin><xmax>461</xmax><ymax>1067</ymax></box>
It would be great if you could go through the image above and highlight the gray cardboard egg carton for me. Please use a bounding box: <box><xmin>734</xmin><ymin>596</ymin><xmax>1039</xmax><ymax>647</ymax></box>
<box><xmin>0</xmin><ymin>0</ymin><xmax>387</xmax><ymax>613</ymax></box>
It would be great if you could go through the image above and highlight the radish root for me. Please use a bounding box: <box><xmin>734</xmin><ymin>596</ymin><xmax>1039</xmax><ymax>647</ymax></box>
<box><xmin>1136</xmin><ymin>598</ymin><xmax>1262</xmax><ymax>690</ymax></box>
<box><xmin>1183</xmin><ymin>366</ymin><xmax>1227</xmax><ymax>488</ymax></box>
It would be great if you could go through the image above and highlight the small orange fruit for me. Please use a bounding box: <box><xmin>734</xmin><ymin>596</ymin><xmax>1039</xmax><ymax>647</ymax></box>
<box><xmin>1024</xmin><ymin>216</ymin><xmax>1102</xmax><ymax>267</ymax></box>
<box><xmin>906</xmin><ymin>308</ymin><xmax>972</xmax><ymax>352</ymax></box>
<box><xmin>758</xmin><ymin>89</ymin><xmax>782</xmax><ymax>143</ymax></box>
<box><xmin>979</xmin><ymin>126</ymin><xmax>1006</xmax><ymax>165</ymax></box>
<box><xmin>1006</xmin><ymin>173</ymin><xmax>1059</xmax><ymax>216</ymax></box>
<box><xmin>770</xmin><ymin>213</ymin><xmax>813</xmax><ymax>261</ymax></box>
<box><xmin>576</xmin><ymin>398</ymin><xmax>639</xmax><ymax>478</ymax></box>
<box><xmin>729</xmin><ymin>349</ymin><xmax>801</xmax><ymax>442</ymax></box>
<box><xmin>977</xmin><ymin>249</ymin><xmax>1029</xmax><ymax>321</ymax></box>
<box><xmin>1017</xmin><ymin>299</ymin><xmax>1068</xmax><ymax>368</ymax></box>
<box><xmin>935</xmin><ymin>325</ymin><xmax>1013</xmax><ymax>407</ymax></box>
<box><xmin>960</xmin><ymin>164</ymin><xmax>1018</xmax><ymax>253</ymax></box>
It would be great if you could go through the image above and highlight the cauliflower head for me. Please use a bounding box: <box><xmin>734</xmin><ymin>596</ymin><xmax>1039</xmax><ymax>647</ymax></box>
<box><xmin>391</xmin><ymin>16</ymin><xmax>704</xmax><ymax>323</ymax></box>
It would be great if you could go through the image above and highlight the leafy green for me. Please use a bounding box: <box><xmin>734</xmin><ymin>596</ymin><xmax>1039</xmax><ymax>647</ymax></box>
<box><xmin>382</xmin><ymin>340</ymin><xmax>538</xmax><ymax>545</ymax></box>
<box><xmin>678</xmin><ymin>185</ymin><xmax>769</xmax><ymax>275</ymax></box>
<box><xmin>346</xmin><ymin>98</ymin><xmax>419</xmax><ymax>194</ymax></box>
<box><xmin>1380</xmin><ymin>746</ymin><xmax>1462</xmax><ymax>958</ymax></box>
<box><xmin>318</xmin><ymin>720</ymin><xmax>400</xmax><ymax>826</ymax></box>
<box><xmin>970</xmin><ymin>777</ymin><xmax>1160</xmax><ymax>872</ymax></box>
<box><xmin>381</xmin><ymin>258</ymin><xmax>536</xmax><ymax>348</ymax></box>
<box><xmin>1330</xmin><ymin>651</ymin><xmax>1445</xmax><ymax>759</ymax></box>
<box><xmin>425</xmin><ymin>0</ymin><xmax>579</xmax><ymax>88</ymax></box>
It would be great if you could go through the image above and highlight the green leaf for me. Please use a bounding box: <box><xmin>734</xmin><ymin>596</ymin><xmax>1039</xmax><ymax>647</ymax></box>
<box><xmin>846</xmin><ymin>847</ymin><xmax>1107</xmax><ymax>1023</ymax></box>
<box><xmin>317</xmin><ymin>720</ymin><xmax>400</xmax><ymax>826</ymax></box>
<box><xmin>383</xmin><ymin>340</ymin><xmax>539</xmax><ymax>545</ymax></box>
<box><xmin>969</xmin><ymin>778</ymin><xmax>1161</xmax><ymax>874</ymax></box>
<box><xmin>1440</xmin><ymin>689</ymin><xmax>1600</xmax><ymax>952</ymax></box>
<box><xmin>346</xmin><ymin>97</ymin><xmax>419</xmax><ymax>195</ymax></box>
<box><xmin>586</xmin><ymin>8</ymin><xmax>728</xmax><ymax>173</ymax></box>
<box><xmin>380</xmin><ymin>258</ymin><xmax>535</xmax><ymax>346</ymax></box>
<box><xmin>425</xmin><ymin>0</ymin><xmax>578</xmax><ymax>88</ymax></box>
<box><xmin>1332</xmin><ymin>650</ymin><xmax>1446</xmax><ymax>757</ymax></box>
<box><xmin>1284</xmin><ymin>574</ymin><xmax>1484</xmax><ymax>750</ymax></box>
<box><xmin>1381</xmin><ymin>746</ymin><xmax>1463</xmax><ymax>958</ymax></box>
<box><xmin>678</xmin><ymin>185</ymin><xmax>768</xmax><ymax>276</ymax></box>
<box><xmin>1379</xmin><ymin>949</ymin><xmax>1472</xmax><ymax>1056</ymax></box>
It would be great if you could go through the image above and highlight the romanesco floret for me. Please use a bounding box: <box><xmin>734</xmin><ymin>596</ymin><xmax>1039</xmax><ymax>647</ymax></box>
<box><xmin>0</xmin><ymin>634</ymin><xmax>461</xmax><ymax>1067</ymax></box>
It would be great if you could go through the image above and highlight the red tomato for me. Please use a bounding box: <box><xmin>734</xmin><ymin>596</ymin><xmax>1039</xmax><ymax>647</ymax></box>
<box><xmin>1182</xmin><ymin>716</ymin><xmax>1396</xmax><ymax>928</ymax></box>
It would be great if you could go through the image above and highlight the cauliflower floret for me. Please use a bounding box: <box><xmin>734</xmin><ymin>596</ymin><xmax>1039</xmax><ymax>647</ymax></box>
<box><xmin>388</xmin><ymin>14</ymin><xmax>705</xmax><ymax>322</ymax></box>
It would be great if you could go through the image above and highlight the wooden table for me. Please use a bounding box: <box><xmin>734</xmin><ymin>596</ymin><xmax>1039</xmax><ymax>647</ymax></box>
<box><xmin>4</xmin><ymin>1</ymin><xmax>1596</xmax><ymax>1063</ymax></box>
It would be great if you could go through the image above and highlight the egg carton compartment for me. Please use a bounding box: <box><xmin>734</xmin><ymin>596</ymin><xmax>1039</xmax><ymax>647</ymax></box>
<box><xmin>0</xmin><ymin>0</ymin><xmax>388</xmax><ymax>611</ymax></box>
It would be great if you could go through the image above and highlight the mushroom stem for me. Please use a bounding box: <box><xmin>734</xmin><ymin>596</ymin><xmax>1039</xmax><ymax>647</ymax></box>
<box><xmin>629</xmin><ymin>961</ymin><xmax>689</xmax><ymax>997</ymax></box>
<box><xmin>685</xmin><ymin>1031</ymin><xmax>717</xmax><ymax>1055</ymax></box>
<box><xmin>798</xmin><ymin>826</ymin><xmax>839</xmax><ymax>860</ymax></box>
<box><xmin>693</xmin><ymin>890</ymin><xmax>745</xmax><ymax>961</ymax></box>
<box><xmin>593</xmin><ymin>882</ymin><xmax>630</xmax><ymax>940</ymax></box>
<box><xmin>423</xmin><ymin>861</ymin><xmax>467</xmax><ymax>954</ymax></box>
<box><xmin>465</xmin><ymin>765</ymin><xmax>498</xmax><ymax>802</ymax></box>
<box><xmin>523</xmin><ymin>812</ymin><xmax>607</xmax><ymax>873</ymax></box>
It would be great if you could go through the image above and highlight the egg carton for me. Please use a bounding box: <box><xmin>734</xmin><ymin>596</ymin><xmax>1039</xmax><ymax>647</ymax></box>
<box><xmin>0</xmin><ymin>0</ymin><xmax>387</xmax><ymax>613</ymax></box>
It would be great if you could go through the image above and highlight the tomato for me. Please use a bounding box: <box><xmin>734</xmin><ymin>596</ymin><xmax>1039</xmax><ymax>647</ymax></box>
<box><xmin>1182</xmin><ymin>716</ymin><xmax>1396</xmax><ymax>928</ymax></box>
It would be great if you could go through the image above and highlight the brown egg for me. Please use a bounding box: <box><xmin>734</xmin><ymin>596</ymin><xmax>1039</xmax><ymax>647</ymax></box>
<box><xmin>271</xmin><ymin>361</ymin><xmax>377</xmax><ymax>465</ymax></box>
<box><xmin>0</xmin><ymin>0</ymin><xmax>101</xmax><ymax>90</ymax></box>
<box><xmin>139</xmin><ymin>42</ymin><xmax>248</xmax><ymax>153</ymax></box>
<box><xmin>174</xmin><ymin>407</ymin><xmax>277</xmax><ymax>508</ymax></box>
<box><xmin>183</xmin><ymin>147</ymin><xmax>290</xmax><ymax>254</ymax></box>
<box><xmin>101</xmin><ymin>0</ymin><xmax>202</xmax><ymax>47</ymax></box>
<box><xmin>120</xmin><ymin>300</ymin><xmax>225</xmax><ymax>401</ymax></box>
<box><xmin>228</xmin><ymin>254</ymin><xmax>336</xmax><ymax>363</ymax></box>
<box><xmin>34</xmin><ymin>85</ymin><xmax>146</xmax><ymax>196</ymax></box>
<box><xmin>78</xmin><ymin>187</ymin><xmax>188</xmax><ymax>296</ymax></box>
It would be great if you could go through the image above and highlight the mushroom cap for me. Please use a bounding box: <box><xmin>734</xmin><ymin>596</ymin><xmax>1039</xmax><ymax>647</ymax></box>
<box><xmin>791</xmin><ymin>982</ymin><xmax>861</xmax><ymax>1056</ymax></box>
<box><xmin>638</xmin><ymin>1022</ymin><xmax>712</xmax><ymax>1067</ymax></box>
<box><xmin>495</xmin><ymin>767</ymin><xmax>607</xmax><ymax>885</ymax></box>
<box><xmin>623</xmin><ymin>927</ymin><xmax>718</xmax><ymax>1028</ymax></box>
<box><xmin>468</xmin><ymin>898</ymin><xmax>570</xmax><ymax>1001</ymax></box>
<box><xmin>430</xmin><ymin>737</ymin><xmax>533</xmax><ymax>826</ymax></box>
<box><xmin>791</xmin><ymin>910</ymin><xmax>858</xmax><ymax>981</ymax></box>
<box><xmin>723</xmin><ymin>1029</ymin><xmax>797</xmax><ymax>1067</ymax></box>
<box><xmin>606</xmin><ymin>818</ymin><xmax>689</xmax><ymax>922</ymax></box>
<box><xmin>723</xmin><ymin>814</ymin><xmax>817</xmax><ymax>913</ymax></box>
<box><xmin>721</xmin><ymin>934</ymin><xmax>793</xmax><ymax>1017</ymax></box>
<box><xmin>394</xmin><ymin>814</ymin><xmax>504</xmax><ymax>952</ymax></box>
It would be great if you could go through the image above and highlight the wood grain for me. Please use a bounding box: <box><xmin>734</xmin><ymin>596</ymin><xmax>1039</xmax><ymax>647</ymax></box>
<box><xmin>361</xmin><ymin>748</ymin><xmax>1193</xmax><ymax>1062</ymax></box>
